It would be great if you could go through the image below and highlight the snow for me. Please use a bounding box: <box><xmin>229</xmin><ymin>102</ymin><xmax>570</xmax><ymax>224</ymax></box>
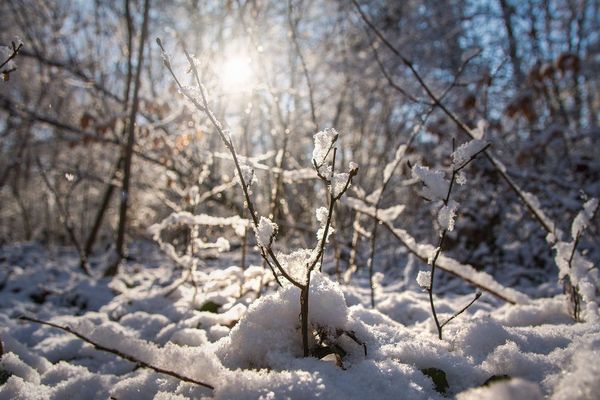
<box><xmin>437</xmin><ymin>200</ymin><xmax>459</xmax><ymax>231</ymax></box>
<box><xmin>254</xmin><ymin>216</ymin><xmax>277</xmax><ymax>248</ymax></box>
<box><xmin>571</xmin><ymin>198</ymin><xmax>598</xmax><ymax>239</ymax></box>
<box><xmin>457</xmin><ymin>378</ymin><xmax>542</xmax><ymax>400</ymax></box>
<box><xmin>412</xmin><ymin>165</ymin><xmax>449</xmax><ymax>202</ymax></box>
<box><xmin>179</xmin><ymin>85</ymin><xmax>203</xmax><ymax>104</ymax></box>
<box><xmin>427</xmin><ymin>247</ymin><xmax>440</xmax><ymax>265</ymax></box>
<box><xmin>312</xmin><ymin>128</ymin><xmax>338</xmax><ymax>166</ymax></box>
<box><xmin>344</xmin><ymin>196</ymin><xmax>531</xmax><ymax>304</ymax></box>
<box><xmin>2</xmin><ymin>3</ymin><xmax>599</xmax><ymax>399</ymax></box>
<box><xmin>416</xmin><ymin>270</ymin><xmax>431</xmax><ymax>289</ymax></box>
<box><xmin>550</xmin><ymin>198</ymin><xmax>599</xmax><ymax>321</ymax></box>
<box><xmin>472</xmin><ymin>120</ymin><xmax>487</xmax><ymax>140</ymax></box>
<box><xmin>551</xmin><ymin>345</ymin><xmax>600</xmax><ymax>400</ymax></box>
<box><xmin>521</xmin><ymin>191</ymin><xmax>562</xmax><ymax>239</ymax></box>
<box><xmin>331</xmin><ymin>172</ymin><xmax>349</xmax><ymax>197</ymax></box>
<box><xmin>275</xmin><ymin>249</ymin><xmax>313</xmax><ymax>284</ymax></box>
<box><xmin>1</xmin><ymin>353</ymin><xmax>41</xmax><ymax>384</ymax></box>
<box><xmin>378</xmin><ymin>205</ymin><xmax>405</xmax><ymax>221</ymax></box>
<box><xmin>383</xmin><ymin>144</ymin><xmax>407</xmax><ymax>183</ymax></box>
<box><xmin>218</xmin><ymin>272</ymin><xmax>348</xmax><ymax>369</ymax></box>
<box><xmin>344</xmin><ymin>197</ymin><xmax>404</xmax><ymax>222</ymax></box>
<box><xmin>149</xmin><ymin>212</ymin><xmax>249</xmax><ymax>238</ymax></box>
<box><xmin>1</xmin><ymin>241</ymin><xmax>599</xmax><ymax>399</ymax></box>
<box><xmin>316</xmin><ymin>206</ymin><xmax>328</xmax><ymax>224</ymax></box>
<box><xmin>451</xmin><ymin>139</ymin><xmax>488</xmax><ymax>168</ymax></box>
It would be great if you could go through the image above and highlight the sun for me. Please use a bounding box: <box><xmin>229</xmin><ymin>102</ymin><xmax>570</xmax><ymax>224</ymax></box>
<box><xmin>220</xmin><ymin>54</ymin><xmax>254</xmax><ymax>93</ymax></box>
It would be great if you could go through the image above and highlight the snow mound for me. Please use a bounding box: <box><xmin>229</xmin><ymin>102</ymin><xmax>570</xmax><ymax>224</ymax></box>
<box><xmin>551</xmin><ymin>344</ymin><xmax>600</xmax><ymax>400</ymax></box>
<box><xmin>216</xmin><ymin>272</ymin><xmax>349</xmax><ymax>369</ymax></box>
<box><xmin>457</xmin><ymin>378</ymin><xmax>542</xmax><ymax>400</ymax></box>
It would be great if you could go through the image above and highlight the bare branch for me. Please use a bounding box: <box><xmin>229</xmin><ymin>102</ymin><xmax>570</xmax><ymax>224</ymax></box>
<box><xmin>156</xmin><ymin>38</ymin><xmax>303</xmax><ymax>289</ymax></box>
<box><xmin>0</xmin><ymin>41</ymin><xmax>23</xmax><ymax>80</ymax></box>
<box><xmin>352</xmin><ymin>0</ymin><xmax>559</xmax><ymax>236</ymax></box>
<box><xmin>18</xmin><ymin>315</ymin><xmax>214</xmax><ymax>390</ymax></box>
<box><xmin>36</xmin><ymin>158</ymin><xmax>90</xmax><ymax>275</ymax></box>
<box><xmin>440</xmin><ymin>291</ymin><xmax>482</xmax><ymax>329</ymax></box>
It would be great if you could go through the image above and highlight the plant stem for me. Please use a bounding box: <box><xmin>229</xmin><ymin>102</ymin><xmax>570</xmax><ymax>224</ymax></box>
<box><xmin>428</xmin><ymin>230</ymin><xmax>446</xmax><ymax>340</ymax></box>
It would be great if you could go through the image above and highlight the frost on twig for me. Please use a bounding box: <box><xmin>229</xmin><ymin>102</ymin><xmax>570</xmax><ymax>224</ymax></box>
<box><xmin>411</xmin><ymin>139</ymin><xmax>490</xmax><ymax>339</ymax></box>
<box><xmin>316</xmin><ymin>206</ymin><xmax>334</xmax><ymax>243</ymax></box>
<box><xmin>451</xmin><ymin>139</ymin><xmax>487</xmax><ymax>168</ymax></box>
<box><xmin>331</xmin><ymin>173</ymin><xmax>350</xmax><ymax>198</ymax></box>
<box><xmin>437</xmin><ymin>200</ymin><xmax>459</xmax><ymax>232</ymax></box>
<box><xmin>411</xmin><ymin>165</ymin><xmax>449</xmax><ymax>202</ymax></box>
<box><xmin>417</xmin><ymin>270</ymin><xmax>432</xmax><ymax>289</ymax></box>
<box><xmin>345</xmin><ymin>198</ymin><xmax>405</xmax><ymax>224</ymax></box>
<box><xmin>551</xmin><ymin>197</ymin><xmax>599</xmax><ymax>321</ymax></box>
<box><xmin>1</xmin><ymin>38</ymin><xmax>23</xmax><ymax>81</ymax></box>
<box><xmin>312</xmin><ymin>128</ymin><xmax>338</xmax><ymax>169</ymax></box>
<box><xmin>254</xmin><ymin>216</ymin><xmax>278</xmax><ymax>249</ymax></box>
<box><xmin>158</xmin><ymin>37</ymin><xmax>361</xmax><ymax>357</ymax></box>
<box><xmin>571</xmin><ymin>198</ymin><xmax>598</xmax><ymax>241</ymax></box>
<box><xmin>235</xmin><ymin>164</ymin><xmax>256</xmax><ymax>190</ymax></box>
<box><xmin>276</xmin><ymin>249</ymin><xmax>313</xmax><ymax>285</ymax></box>
<box><xmin>345</xmin><ymin>195</ymin><xmax>530</xmax><ymax>304</ymax></box>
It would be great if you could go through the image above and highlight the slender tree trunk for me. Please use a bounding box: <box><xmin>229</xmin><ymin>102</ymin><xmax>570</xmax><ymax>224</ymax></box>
<box><xmin>84</xmin><ymin>155</ymin><xmax>123</xmax><ymax>256</ymax></box>
<box><xmin>107</xmin><ymin>0</ymin><xmax>151</xmax><ymax>276</ymax></box>
<box><xmin>86</xmin><ymin>1</ymin><xmax>134</xmax><ymax>259</ymax></box>
<box><xmin>300</xmin><ymin>277</ymin><xmax>310</xmax><ymax>357</ymax></box>
<box><xmin>499</xmin><ymin>0</ymin><xmax>523</xmax><ymax>87</ymax></box>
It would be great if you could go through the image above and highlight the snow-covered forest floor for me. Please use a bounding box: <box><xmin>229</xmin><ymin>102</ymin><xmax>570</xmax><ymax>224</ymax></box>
<box><xmin>1</xmin><ymin>240</ymin><xmax>598</xmax><ymax>400</ymax></box>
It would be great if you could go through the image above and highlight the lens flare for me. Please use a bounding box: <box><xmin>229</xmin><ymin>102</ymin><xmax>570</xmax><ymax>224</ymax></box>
<box><xmin>220</xmin><ymin>55</ymin><xmax>253</xmax><ymax>92</ymax></box>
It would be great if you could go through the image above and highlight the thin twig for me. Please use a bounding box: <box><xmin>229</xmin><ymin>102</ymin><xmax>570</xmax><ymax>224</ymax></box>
<box><xmin>36</xmin><ymin>158</ymin><xmax>90</xmax><ymax>275</ymax></box>
<box><xmin>426</xmin><ymin>145</ymin><xmax>489</xmax><ymax>339</ymax></box>
<box><xmin>111</xmin><ymin>0</ymin><xmax>152</xmax><ymax>276</ymax></box>
<box><xmin>563</xmin><ymin>200</ymin><xmax>600</xmax><ymax>320</ymax></box>
<box><xmin>301</xmin><ymin>145</ymin><xmax>356</xmax><ymax>356</ymax></box>
<box><xmin>156</xmin><ymin>38</ymin><xmax>301</xmax><ymax>288</ymax></box>
<box><xmin>352</xmin><ymin>0</ymin><xmax>558</xmax><ymax>236</ymax></box>
<box><xmin>287</xmin><ymin>0</ymin><xmax>318</xmax><ymax>131</ymax></box>
<box><xmin>19</xmin><ymin>315</ymin><xmax>214</xmax><ymax>390</ymax></box>
<box><xmin>0</xmin><ymin>41</ymin><xmax>23</xmax><ymax>79</ymax></box>
<box><xmin>427</xmin><ymin>230</ymin><xmax>446</xmax><ymax>339</ymax></box>
<box><xmin>360</xmin><ymin>46</ymin><xmax>477</xmax><ymax>304</ymax></box>
<box><xmin>440</xmin><ymin>291</ymin><xmax>482</xmax><ymax>329</ymax></box>
<box><xmin>236</xmin><ymin>0</ymin><xmax>295</xmax><ymax>225</ymax></box>
<box><xmin>157</xmin><ymin>37</ymin><xmax>359</xmax><ymax>358</ymax></box>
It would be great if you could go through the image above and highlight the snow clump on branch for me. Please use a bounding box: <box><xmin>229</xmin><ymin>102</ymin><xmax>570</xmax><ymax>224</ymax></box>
<box><xmin>235</xmin><ymin>165</ymin><xmax>256</xmax><ymax>189</ymax></box>
<box><xmin>312</xmin><ymin>128</ymin><xmax>338</xmax><ymax>167</ymax></box>
<box><xmin>451</xmin><ymin>139</ymin><xmax>488</xmax><ymax>168</ymax></box>
<box><xmin>411</xmin><ymin>165</ymin><xmax>449</xmax><ymax>202</ymax></box>
<box><xmin>254</xmin><ymin>216</ymin><xmax>277</xmax><ymax>248</ymax></box>
<box><xmin>331</xmin><ymin>173</ymin><xmax>350</xmax><ymax>197</ymax></box>
<box><xmin>571</xmin><ymin>198</ymin><xmax>598</xmax><ymax>240</ymax></box>
<box><xmin>438</xmin><ymin>200</ymin><xmax>459</xmax><ymax>231</ymax></box>
<box><xmin>416</xmin><ymin>270</ymin><xmax>431</xmax><ymax>289</ymax></box>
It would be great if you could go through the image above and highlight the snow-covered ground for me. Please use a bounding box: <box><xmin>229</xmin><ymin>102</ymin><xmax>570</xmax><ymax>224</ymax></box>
<box><xmin>1</xmin><ymin>241</ymin><xmax>599</xmax><ymax>399</ymax></box>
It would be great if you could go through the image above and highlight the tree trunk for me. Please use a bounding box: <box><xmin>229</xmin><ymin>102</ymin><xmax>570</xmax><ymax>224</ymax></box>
<box><xmin>499</xmin><ymin>0</ymin><xmax>523</xmax><ymax>87</ymax></box>
<box><xmin>106</xmin><ymin>0</ymin><xmax>151</xmax><ymax>276</ymax></box>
